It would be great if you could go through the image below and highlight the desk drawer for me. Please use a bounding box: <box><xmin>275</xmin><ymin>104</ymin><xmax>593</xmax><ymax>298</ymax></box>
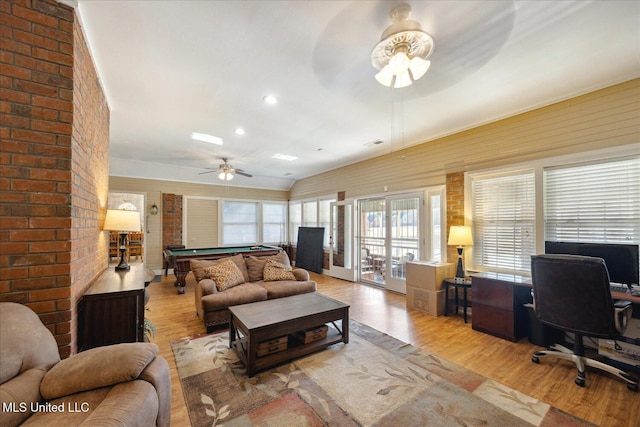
<box><xmin>257</xmin><ymin>335</ymin><xmax>288</xmax><ymax>357</ymax></box>
<box><xmin>292</xmin><ymin>325</ymin><xmax>328</xmax><ymax>344</ymax></box>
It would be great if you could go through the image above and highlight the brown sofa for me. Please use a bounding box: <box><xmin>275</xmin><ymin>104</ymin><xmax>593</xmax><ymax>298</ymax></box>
<box><xmin>193</xmin><ymin>251</ymin><xmax>317</xmax><ymax>331</ymax></box>
<box><xmin>0</xmin><ymin>302</ymin><xmax>171</xmax><ymax>426</ymax></box>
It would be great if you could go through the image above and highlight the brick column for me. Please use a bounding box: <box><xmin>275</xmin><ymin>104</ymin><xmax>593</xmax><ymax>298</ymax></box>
<box><xmin>446</xmin><ymin>171</ymin><xmax>465</xmax><ymax>264</ymax></box>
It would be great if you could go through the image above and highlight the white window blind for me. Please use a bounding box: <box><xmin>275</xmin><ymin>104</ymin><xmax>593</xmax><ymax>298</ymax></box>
<box><xmin>544</xmin><ymin>156</ymin><xmax>640</xmax><ymax>244</ymax></box>
<box><xmin>289</xmin><ymin>201</ymin><xmax>301</xmax><ymax>245</ymax></box>
<box><xmin>472</xmin><ymin>171</ymin><xmax>536</xmax><ymax>273</ymax></box>
<box><xmin>262</xmin><ymin>202</ymin><xmax>286</xmax><ymax>244</ymax></box>
<box><xmin>222</xmin><ymin>201</ymin><xmax>258</xmax><ymax>245</ymax></box>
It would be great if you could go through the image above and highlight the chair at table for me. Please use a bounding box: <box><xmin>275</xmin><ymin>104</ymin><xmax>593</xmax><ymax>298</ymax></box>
<box><xmin>109</xmin><ymin>232</ymin><xmax>120</xmax><ymax>261</ymax></box>
<box><xmin>530</xmin><ymin>254</ymin><xmax>638</xmax><ymax>391</ymax></box>
<box><xmin>128</xmin><ymin>231</ymin><xmax>143</xmax><ymax>261</ymax></box>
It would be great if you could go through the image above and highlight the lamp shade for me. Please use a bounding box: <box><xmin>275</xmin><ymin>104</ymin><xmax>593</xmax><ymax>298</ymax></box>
<box><xmin>448</xmin><ymin>226</ymin><xmax>473</xmax><ymax>246</ymax></box>
<box><xmin>104</xmin><ymin>209</ymin><xmax>141</xmax><ymax>232</ymax></box>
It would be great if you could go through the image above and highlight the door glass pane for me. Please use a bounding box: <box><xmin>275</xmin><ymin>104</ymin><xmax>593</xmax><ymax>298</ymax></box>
<box><xmin>430</xmin><ymin>194</ymin><xmax>442</xmax><ymax>262</ymax></box>
<box><xmin>359</xmin><ymin>198</ymin><xmax>386</xmax><ymax>284</ymax></box>
<box><xmin>390</xmin><ymin>198</ymin><xmax>420</xmax><ymax>280</ymax></box>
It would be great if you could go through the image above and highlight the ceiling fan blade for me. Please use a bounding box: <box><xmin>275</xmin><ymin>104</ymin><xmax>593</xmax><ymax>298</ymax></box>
<box><xmin>198</xmin><ymin>170</ymin><xmax>218</xmax><ymax>175</ymax></box>
<box><xmin>236</xmin><ymin>170</ymin><xmax>253</xmax><ymax>178</ymax></box>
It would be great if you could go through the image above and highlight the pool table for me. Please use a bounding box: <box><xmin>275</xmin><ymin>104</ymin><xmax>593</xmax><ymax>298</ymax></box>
<box><xmin>163</xmin><ymin>245</ymin><xmax>282</xmax><ymax>294</ymax></box>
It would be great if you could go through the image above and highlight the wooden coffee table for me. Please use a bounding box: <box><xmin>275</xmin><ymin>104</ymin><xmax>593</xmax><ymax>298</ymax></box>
<box><xmin>228</xmin><ymin>293</ymin><xmax>349</xmax><ymax>376</ymax></box>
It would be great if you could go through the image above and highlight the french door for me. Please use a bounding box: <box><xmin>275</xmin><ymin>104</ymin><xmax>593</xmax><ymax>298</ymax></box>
<box><xmin>358</xmin><ymin>193</ymin><xmax>423</xmax><ymax>293</ymax></box>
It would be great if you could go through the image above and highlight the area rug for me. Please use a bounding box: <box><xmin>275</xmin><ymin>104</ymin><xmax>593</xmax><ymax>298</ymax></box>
<box><xmin>171</xmin><ymin>321</ymin><xmax>592</xmax><ymax>427</ymax></box>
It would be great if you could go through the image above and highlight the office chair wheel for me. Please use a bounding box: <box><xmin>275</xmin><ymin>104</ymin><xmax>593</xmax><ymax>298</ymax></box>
<box><xmin>574</xmin><ymin>377</ymin><xmax>585</xmax><ymax>387</ymax></box>
<box><xmin>531</xmin><ymin>355</ymin><xmax>539</xmax><ymax>363</ymax></box>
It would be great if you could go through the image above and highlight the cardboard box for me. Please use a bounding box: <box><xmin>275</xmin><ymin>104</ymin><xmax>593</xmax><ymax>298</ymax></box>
<box><xmin>406</xmin><ymin>286</ymin><xmax>445</xmax><ymax>316</ymax></box>
<box><xmin>406</xmin><ymin>261</ymin><xmax>455</xmax><ymax>291</ymax></box>
<box><xmin>598</xmin><ymin>339</ymin><xmax>640</xmax><ymax>367</ymax></box>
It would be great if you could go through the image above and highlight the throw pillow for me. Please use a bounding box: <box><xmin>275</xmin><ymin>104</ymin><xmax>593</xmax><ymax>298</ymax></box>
<box><xmin>204</xmin><ymin>260</ymin><xmax>246</xmax><ymax>291</ymax></box>
<box><xmin>191</xmin><ymin>254</ymin><xmax>250</xmax><ymax>283</ymax></box>
<box><xmin>263</xmin><ymin>258</ymin><xmax>296</xmax><ymax>281</ymax></box>
<box><xmin>246</xmin><ymin>251</ymin><xmax>291</xmax><ymax>282</ymax></box>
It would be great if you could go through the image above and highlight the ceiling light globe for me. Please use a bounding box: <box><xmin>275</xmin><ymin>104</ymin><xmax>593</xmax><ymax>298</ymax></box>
<box><xmin>388</xmin><ymin>52</ymin><xmax>410</xmax><ymax>75</ymax></box>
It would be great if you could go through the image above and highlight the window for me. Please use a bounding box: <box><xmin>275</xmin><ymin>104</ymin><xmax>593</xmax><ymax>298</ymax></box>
<box><xmin>303</xmin><ymin>200</ymin><xmax>317</xmax><ymax>227</ymax></box>
<box><xmin>471</xmin><ymin>170</ymin><xmax>536</xmax><ymax>273</ymax></box>
<box><xmin>289</xmin><ymin>201</ymin><xmax>301</xmax><ymax>244</ymax></box>
<box><xmin>221</xmin><ymin>201</ymin><xmax>258</xmax><ymax>245</ymax></box>
<box><xmin>291</xmin><ymin>197</ymin><xmax>336</xmax><ymax>248</ymax></box>
<box><xmin>544</xmin><ymin>156</ymin><xmax>640</xmax><ymax>245</ymax></box>
<box><xmin>263</xmin><ymin>202</ymin><xmax>287</xmax><ymax>244</ymax></box>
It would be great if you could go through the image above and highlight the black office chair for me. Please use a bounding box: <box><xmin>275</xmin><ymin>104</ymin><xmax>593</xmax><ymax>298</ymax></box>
<box><xmin>530</xmin><ymin>254</ymin><xmax>638</xmax><ymax>391</ymax></box>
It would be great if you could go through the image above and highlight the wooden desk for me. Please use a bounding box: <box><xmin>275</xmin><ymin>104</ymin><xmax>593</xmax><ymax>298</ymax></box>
<box><xmin>78</xmin><ymin>265</ymin><xmax>155</xmax><ymax>351</ymax></box>
<box><xmin>471</xmin><ymin>273</ymin><xmax>532</xmax><ymax>342</ymax></box>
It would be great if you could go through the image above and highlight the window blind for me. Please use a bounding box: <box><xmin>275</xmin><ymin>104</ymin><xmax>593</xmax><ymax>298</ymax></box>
<box><xmin>544</xmin><ymin>156</ymin><xmax>640</xmax><ymax>244</ymax></box>
<box><xmin>263</xmin><ymin>202</ymin><xmax>287</xmax><ymax>244</ymax></box>
<box><xmin>472</xmin><ymin>171</ymin><xmax>536</xmax><ymax>273</ymax></box>
<box><xmin>222</xmin><ymin>201</ymin><xmax>258</xmax><ymax>245</ymax></box>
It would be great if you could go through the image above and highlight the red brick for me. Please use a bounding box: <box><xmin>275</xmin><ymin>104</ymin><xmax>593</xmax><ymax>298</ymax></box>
<box><xmin>0</xmin><ymin>11</ymin><xmax>31</xmax><ymax>31</ymax></box>
<box><xmin>0</xmin><ymin>88</ymin><xmax>30</xmax><ymax>104</ymax></box>
<box><xmin>25</xmin><ymin>300</ymin><xmax>56</xmax><ymax>314</ymax></box>
<box><xmin>0</xmin><ymin>267</ymin><xmax>28</xmax><ymax>280</ymax></box>
<box><xmin>0</xmin><ymin>113</ymin><xmax>30</xmax><ymax>129</ymax></box>
<box><xmin>30</xmin><ymin>217</ymin><xmax>71</xmax><ymax>229</ymax></box>
<box><xmin>15</xmin><ymin>54</ymin><xmax>59</xmax><ymax>75</ymax></box>
<box><xmin>0</xmin><ymin>217</ymin><xmax>28</xmax><ymax>229</ymax></box>
<box><xmin>0</xmin><ymin>191</ymin><xmax>29</xmax><ymax>203</ymax></box>
<box><xmin>33</xmin><ymin>23</ymin><xmax>73</xmax><ymax>44</ymax></box>
<box><xmin>11</xmin><ymin>179</ymin><xmax>57</xmax><ymax>192</ymax></box>
<box><xmin>0</xmin><ymin>63</ymin><xmax>31</xmax><ymax>79</ymax></box>
<box><xmin>28</xmin><ymin>286</ymin><xmax>70</xmax><ymax>301</ymax></box>
<box><xmin>0</xmin><ymin>292</ymin><xmax>28</xmax><ymax>303</ymax></box>
<box><xmin>33</xmin><ymin>0</ymin><xmax>74</xmax><ymax>23</ymax></box>
<box><xmin>0</xmin><ymin>38</ymin><xmax>32</xmax><ymax>56</ymax></box>
<box><xmin>9</xmin><ymin>229</ymin><xmax>55</xmax><ymax>242</ymax></box>
<box><xmin>0</xmin><ymin>242</ymin><xmax>28</xmax><ymax>254</ymax></box>
<box><xmin>29</xmin><ymin>168</ymin><xmax>70</xmax><ymax>182</ymax></box>
<box><xmin>13</xmin><ymin>29</ymin><xmax>59</xmax><ymax>51</ymax></box>
<box><xmin>12</xmin><ymin>4</ymin><xmax>60</xmax><ymax>29</ymax></box>
<box><xmin>11</xmin><ymin>128</ymin><xmax>57</xmax><ymax>144</ymax></box>
<box><xmin>31</xmin><ymin>144</ymin><xmax>71</xmax><ymax>158</ymax></box>
<box><xmin>29</xmin><ymin>192</ymin><xmax>69</xmax><ymax>205</ymax></box>
<box><xmin>9</xmin><ymin>253</ymin><xmax>57</xmax><ymax>268</ymax></box>
<box><xmin>31</xmin><ymin>118</ymin><xmax>71</xmax><ymax>134</ymax></box>
<box><xmin>32</xmin><ymin>47</ymin><xmax>72</xmax><ymax>67</ymax></box>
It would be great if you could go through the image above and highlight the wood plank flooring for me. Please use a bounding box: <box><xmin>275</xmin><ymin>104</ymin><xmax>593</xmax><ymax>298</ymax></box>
<box><xmin>146</xmin><ymin>271</ymin><xmax>639</xmax><ymax>427</ymax></box>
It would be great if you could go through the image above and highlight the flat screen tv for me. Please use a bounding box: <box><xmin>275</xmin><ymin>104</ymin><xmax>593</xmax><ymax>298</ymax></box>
<box><xmin>545</xmin><ymin>241</ymin><xmax>639</xmax><ymax>285</ymax></box>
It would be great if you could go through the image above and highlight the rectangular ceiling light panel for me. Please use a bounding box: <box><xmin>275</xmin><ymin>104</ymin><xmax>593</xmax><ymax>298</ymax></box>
<box><xmin>191</xmin><ymin>132</ymin><xmax>223</xmax><ymax>145</ymax></box>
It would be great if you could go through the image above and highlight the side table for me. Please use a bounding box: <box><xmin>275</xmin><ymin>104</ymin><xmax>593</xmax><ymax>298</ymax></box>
<box><xmin>444</xmin><ymin>278</ymin><xmax>472</xmax><ymax>323</ymax></box>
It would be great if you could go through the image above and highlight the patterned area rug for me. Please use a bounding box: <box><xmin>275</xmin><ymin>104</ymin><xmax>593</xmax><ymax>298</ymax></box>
<box><xmin>171</xmin><ymin>321</ymin><xmax>593</xmax><ymax>427</ymax></box>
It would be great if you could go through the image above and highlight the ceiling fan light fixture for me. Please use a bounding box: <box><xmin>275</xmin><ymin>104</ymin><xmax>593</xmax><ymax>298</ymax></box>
<box><xmin>371</xmin><ymin>3</ymin><xmax>434</xmax><ymax>88</ymax></box>
<box><xmin>218</xmin><ymin>171</ymin><xmax>234</xmax><ymax>181</ymax></box>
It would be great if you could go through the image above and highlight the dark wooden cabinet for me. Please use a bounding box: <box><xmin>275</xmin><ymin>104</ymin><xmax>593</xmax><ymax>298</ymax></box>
<box><xmin>471</xmin><ymin>272</ymin><xmax>533</xmax><ymax>342</ymax></box>
<box><xmin>78</xmin><ymin>265</ymin><xmax>154</xmax><ymax>351</ymax></box>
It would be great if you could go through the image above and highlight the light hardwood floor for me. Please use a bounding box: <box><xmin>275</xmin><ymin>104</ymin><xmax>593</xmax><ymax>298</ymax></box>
<box><xmin>146</xmin><ymin>271</ymin><xmax>639</xmax><ymax>427</ymax></box>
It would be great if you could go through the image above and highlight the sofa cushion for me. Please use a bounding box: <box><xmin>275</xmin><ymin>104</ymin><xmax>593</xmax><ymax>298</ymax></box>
<box><xmin>190</xmin><ymin>254</ymin><xmax>250</xmax><ymax>283</ymax></box>
<box><xmin>259</xmin><ymin>280</ymin><xmax>317</xmax><ymax>299</ymax></box>
<box><xmin>0</xmin><ymin>367</ymin><xmax>47</xmax><ymax>427</ymax></box>
<box><xmin>204</xmin><ymin>259</ymin><xmax>246</xmax><ymax>291</ymax></box>
<box><xmin>263</xmin><ymin>259</ymin><xmax>296</xmax><ymax>281</ymax></box>
<box><xmin>201</xmin><ymin>283</ymin><xmax>268</xmax><ymax>311</ymax></box>
<box><xmin>40</xmin><ymin>343</ymin><xmax>158</xmax><ymax>400</ymax></box>
<box><xmin>245</xmin><ymin>251</ymin><xmax>291</xmax><ymax>282</ymax></box>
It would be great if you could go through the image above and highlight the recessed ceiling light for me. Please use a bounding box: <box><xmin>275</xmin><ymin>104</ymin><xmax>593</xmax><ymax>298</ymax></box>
<box><xmin>263</xmin><ymin>95</ymin><xmax>277</xmax><ymax>105</ymax></box>
<box><xmin>234</xmin><ymin>128</ymin><xmax>245</xmax><ymax>135</ymax></box>
<box><xmin>272</xmin><ymin>153</ymin><xmax>297</xmax><ymax>161</ymax></box>
<box><xmin>191</xmin><ymin>132</ymin><xmax>223</xmax><ymax>145</ymax></box>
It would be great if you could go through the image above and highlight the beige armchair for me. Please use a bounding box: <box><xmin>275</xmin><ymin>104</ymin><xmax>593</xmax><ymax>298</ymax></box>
<box><xmin>0</xmin><ymin>302</ymin><xmax>171</xmax><ymax>426</ymax></box>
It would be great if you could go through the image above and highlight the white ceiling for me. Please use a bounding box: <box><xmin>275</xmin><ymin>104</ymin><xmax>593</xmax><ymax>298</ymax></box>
<box><xmin>72</xmin><ymin>0</ymin><xmax>640</xmax><ymax>191</ymax></box>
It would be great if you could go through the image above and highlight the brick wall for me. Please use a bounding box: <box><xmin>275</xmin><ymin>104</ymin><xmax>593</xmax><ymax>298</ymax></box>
<box><xmin>162</xmin><ymin>193</ymin><xmax>183</xmax><ymax>248</ymax></box>
<box><xmin>446</xmin><ymin>171</ymin><xmax>465</xmax><ymax>263</ymax></box>
<box><xmin>0</xmin><ymin>0</ymin><xmax>109</xmax><ymax>357</ymax></box>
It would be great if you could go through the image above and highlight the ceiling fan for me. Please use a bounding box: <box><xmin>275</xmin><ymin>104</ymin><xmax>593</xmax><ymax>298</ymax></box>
<box><xmin>199</xmin><ymin>158</ymin><xmax>253</xmax><ymax>181</ymax></box>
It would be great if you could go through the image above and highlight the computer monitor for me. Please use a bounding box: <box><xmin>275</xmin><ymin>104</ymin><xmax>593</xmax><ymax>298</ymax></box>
<box><xmin>544</xmin><ymin>241</ymin><xmax>639</xmax><ymax>285</ymax></box>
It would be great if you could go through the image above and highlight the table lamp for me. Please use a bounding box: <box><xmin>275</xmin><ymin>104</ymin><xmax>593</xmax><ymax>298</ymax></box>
<box><xmin>104</xmin><ymin>209</ymin><xmax>141</xmax><ymax>270</ymax></box>
<box><xmin>448</xmin><ymin>225</ymin><xmax>473</xmax><ymax>281</ymax></box>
